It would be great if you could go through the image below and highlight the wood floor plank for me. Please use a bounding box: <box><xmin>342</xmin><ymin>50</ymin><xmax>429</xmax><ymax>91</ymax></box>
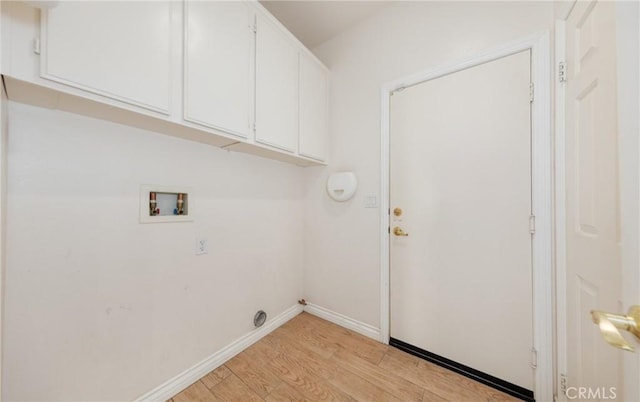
<box><xmin>384</xmin><ymin>345</ymin><xmax>421</xmax><ymax>367</ymax></box>
<box><xmin>275</xmin><ymin>318</ymin><xmax>339</xmax><ymax>359</ymax></box>
<box><xmin>293</xmin><ymin>313</ymin><xmax>388</xmax><ymax>365</ymax></box>
<box><xmin>264</xmin><ymin>382</ymin><xmax>307</xmax><ymax>402</ymax></box>
<box><xmin>209</xmin><ymin>374</ymin><xmax>264</xmax><ymax>402</ymax></box>
<box><xmin>201</xmin><ymin>366</ymin><xmax>234</xmax><ymax>390</ymax></box>
<box><xmin>380</xmin><ymin>351</ymin><xmax>518</xmax><ymax>401</ymax></box>
<box><xmin>170</xmin><ymin>313</ymin><xmax>523</xmax><ymax>402</ymax></box>
<box><xmin>329</xmin><ymin>365</ymin><xmax>403</xmax><ymax>402</ymax></box>
<box><xmin>331</xmin><ymin>348</ymin><xmax>425</xmax><ymax>402</ymax></box>
<box><xmin>238</xmin><ymin>330</ymin><xmax>352</xmax><ymax>401</ymax></box>
<box><xmin>173</xmin><ymin>381</ymin><xmax>218</xmax><ymax>402</ymax></box>
<box><xmin>415</xmin><ymin>359</ymin><xmax>518</xmax><ymax>402</ymax></box>
<box><xmin>264</xmin><ymin>348</ymin><xmax>353</xmax><ymax>401</ymax></box>
<box><xmin>225</xmin><ymin>349</ymin><xmax>283</xmax><ymax>397</ymax></box>
<box><xmin>260</xmin><ymin>331</ymin><xmax>337</xmax><ymax>380</ymax></box>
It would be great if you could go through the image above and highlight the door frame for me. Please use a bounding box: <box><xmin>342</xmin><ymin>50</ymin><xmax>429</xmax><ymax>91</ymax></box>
<box><xmin>379</xmin><ymin>32</ymin><xmax>552</xmax><ymax>401</ymax></box>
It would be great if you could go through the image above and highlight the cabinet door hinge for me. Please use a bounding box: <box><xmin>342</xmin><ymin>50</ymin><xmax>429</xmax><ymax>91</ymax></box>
<box><xmin>253</xmin><ymin>122</ymin><xmax>256</xmax><ymax>133</ymax></box>
<box><xmin>529</xmin><ymin>214</ymin><xmax>536</xmax><ymax>235</ymax></box>
<box><xmin>529</xmin><ymin>82</ymin><xmax>534</xmax><ymax>102</ymax></box>
<box><xmin>530</xmin><ymin>347</ymin><xmax>538</xmax><ymax>369</ymax></box>
<box><xmin>558</xmin><ymin>61</ymin><xmax>567</xmax><ymax>83</ymax></box>
<box><xmin>33</xmin><ymin>38</ymin><xmax>41</xmax><ymax>55</ymax></box>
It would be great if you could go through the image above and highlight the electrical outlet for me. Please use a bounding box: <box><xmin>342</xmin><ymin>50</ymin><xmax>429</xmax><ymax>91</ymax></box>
<box><xmin>196</xmin><ymin>237</ymin><xmax>208</xmax><ymax>255</ymax></box>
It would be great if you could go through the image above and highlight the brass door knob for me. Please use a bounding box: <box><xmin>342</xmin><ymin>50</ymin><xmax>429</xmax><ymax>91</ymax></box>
<box><xmin>393</xmin><ymin>226</ymin><xmax>409</xmax><ymax>236</ymax></box>
<box><xmin>591</xmin><ymin>306</ymin><xmax>640</xmax><ymax>352</ymax></box>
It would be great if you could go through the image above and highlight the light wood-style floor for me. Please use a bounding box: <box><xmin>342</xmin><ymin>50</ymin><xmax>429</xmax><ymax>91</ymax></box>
<box><xmin>170</xmin><ymin>312</ymin><xmax>518</xmax><ymax>402</ymax></box>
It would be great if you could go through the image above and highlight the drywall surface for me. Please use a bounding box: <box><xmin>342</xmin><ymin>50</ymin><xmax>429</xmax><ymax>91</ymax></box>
<box><xmin>3</xmin><ymin>102</ymin><xmax>304</xmax><ymax>401</ymax></box>
<box><xmin>305</xmin><ymin>1</ymin><xmax>554</xmax><ymax>328</ymax></box>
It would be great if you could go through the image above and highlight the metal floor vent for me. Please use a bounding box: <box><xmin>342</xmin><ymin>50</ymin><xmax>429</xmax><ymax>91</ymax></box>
<box><xmin>254</xmin><ymin>310</ymin><xmax>267</xmax><ymax>328</ymax></box>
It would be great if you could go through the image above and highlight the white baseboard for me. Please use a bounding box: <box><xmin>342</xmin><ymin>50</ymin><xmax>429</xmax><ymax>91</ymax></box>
<box><xmin>135</xmin><ymin>304</ymin><xmax>303</xmax><ymax>402</ymax></box>
<box><xmin>304</xmin><ymin>303</ymin><xmax>381</xmax><ymax>342</ymax></box>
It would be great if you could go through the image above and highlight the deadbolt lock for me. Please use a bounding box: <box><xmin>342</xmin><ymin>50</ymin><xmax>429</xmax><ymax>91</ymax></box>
<box><xmin>393</xmin><ymin>207</ymin><xmax>403</xmax><ymax>216</ymax></box>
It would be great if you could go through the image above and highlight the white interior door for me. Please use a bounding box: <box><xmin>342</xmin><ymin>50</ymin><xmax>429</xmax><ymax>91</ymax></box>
<box><xmin>390</xmin><ymin>50</ymin><xmax>534</xmax><ymax>392</ymax></box>
<box><xmin>563</xmin><ymin>1</ymin><xmax>625</xmax><ymax>399</ymax></box>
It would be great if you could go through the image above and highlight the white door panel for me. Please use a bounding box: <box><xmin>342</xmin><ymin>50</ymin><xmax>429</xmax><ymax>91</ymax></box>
<box><xmin>41</xmin><ymin>2</ymin><xmax>172</xmax><ymax>113</ymax></box>
<box><xmin>564</xmin><ymin>1</ymin><xmax>622</xmax><ymax>397</ymax></box>
<box><xmin>184</xmin><ymin>1</ymin><xmax>253</xmax><ymax>138</ymax></box>
<box><xmin>390</xmin><ymin>50</ymin><xmax>534</xmax><ymax>390</ymax></box>
<box><xmin>299</xmin><ymin>53</ymin><xmax>328</xmax><ymax>161</ymax></box>
<box><xmin>255</xmin><ymin>15</ymin><xmax>298</xmax><ymax>152</ymax></box>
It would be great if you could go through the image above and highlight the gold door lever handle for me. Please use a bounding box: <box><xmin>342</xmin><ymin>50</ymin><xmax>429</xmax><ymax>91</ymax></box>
<box><xmin>591</xmin><ymin>306</ymin><xmax>640</xmax><ymax>352</ymax></box>
<box><xmin>393</xmin><ymin>227</ymin><xmax>409</xmax><ymax>236</ymax></box>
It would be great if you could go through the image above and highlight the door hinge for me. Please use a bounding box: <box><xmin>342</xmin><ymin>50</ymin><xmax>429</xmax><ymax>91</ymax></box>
<box><xmin>253</xmin><ymin>122</ymin><xmax>256</xmax><ymax>133</ymax></box>
<box><xmin>251</xmin><ymin>24</ymin><xmax>257</xmax><ymax>34</ymax></box>
<box><xmin>558</xmin><ymin>61</ymin><xmax>567</xmax><ymax>83</ymax></box>
<box><xmin>531</xmin><ymin>347</ymin><xmax>538</xmax><ymax>369</ymax></box>
<box><xmin>529</xmin><ymin>82</ymin><xmax>535</xmax><ymax>102</ymax></box>
<box><xmin>388</xmin><ymin>226</ymin><xmax>390</xmax><ymax>234</ymax></box>
<box><xmin>560</xmin><ymin>373</ymin><xmax>568</xmax><ymax>395</ymax></box>
<box><xmin>529</xmin><ymin>214</ymin><xmax>536</xmax><ymax>235</ymax></box>
<box><xmin>33</xmin><ymin>38</ymin><xmax>41</xmax><ymax>55</ymax></box>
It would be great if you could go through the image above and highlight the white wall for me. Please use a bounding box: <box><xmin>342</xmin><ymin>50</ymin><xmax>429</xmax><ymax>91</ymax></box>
<box><xmin>305</xmin><ymin>1</ymin><xmax>554</xmax><ymax>328</ymax></box>
<box><xmin>2</xmin><ymin>102</ymin><xmax>304</xmax><ymax>401</ymax></box>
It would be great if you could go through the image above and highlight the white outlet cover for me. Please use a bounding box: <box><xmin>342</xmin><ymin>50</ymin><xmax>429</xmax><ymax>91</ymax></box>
<box><xmin>196</xmin><ymin>238</ymin><xmax>208</xmax><ymax>255</ymax></box>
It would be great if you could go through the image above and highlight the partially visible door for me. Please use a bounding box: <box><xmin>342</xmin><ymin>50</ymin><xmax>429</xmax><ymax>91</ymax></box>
<box><xmin>389</xmin><ymin>50</ymin><xmax>534</xmax><ymax>391</ymax></box>
<box><xmin>564</xmin><ymin>1</ymin><xmax>622</xmax><ymax>398</ymax></box>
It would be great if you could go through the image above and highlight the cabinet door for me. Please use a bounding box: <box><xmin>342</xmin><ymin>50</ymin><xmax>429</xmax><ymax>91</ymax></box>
<box><xmin>184</xmin><ymin>1</ymin><xmax>253</xmax><ymax>138</ymax></box>
<box><xmin>41</xmin><ymin>2</ymin><xmax>172</xmax><ymax>114</ymax></box>
<box><xmin>255</xmin><ymin>15</ymin><xmax>298</xmax><ymax>152</ymax></box>
<box><xmin>299</xmin><ymin>53</ymin><xmax>328</xmax><ymax>161</ymax></box>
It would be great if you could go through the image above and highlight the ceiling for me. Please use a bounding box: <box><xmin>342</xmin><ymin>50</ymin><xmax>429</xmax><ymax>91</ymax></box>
<box><xmin>260</xmin><ymin>1</ymin><xmax>393</xmax><ymax>49</ymax></box>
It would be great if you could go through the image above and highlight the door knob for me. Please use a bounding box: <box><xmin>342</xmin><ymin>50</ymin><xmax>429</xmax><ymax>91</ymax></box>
<box><xmin>591</xmin><ymin>306</ymin><xmax>640</xmax><ymax>352</ymax></box>
<box><xmin>393</xmin><ymin>226</ymin><xmax>409</xmax><ymax>236</ymax></box>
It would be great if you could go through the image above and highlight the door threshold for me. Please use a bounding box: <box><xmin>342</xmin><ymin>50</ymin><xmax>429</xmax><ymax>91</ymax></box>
<box><xmin>389</xmin><ymin>338</ymin><xmax>535</xmax><ymax>402</ymax></box>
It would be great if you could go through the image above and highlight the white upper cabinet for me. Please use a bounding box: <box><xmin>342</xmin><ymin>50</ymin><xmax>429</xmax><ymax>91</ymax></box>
<box><xmin>40</xmin><ymin>2</ymin><xmax>173</xmax><ymax>114</ymax></box>
<box><xmin>255</xmin><ymin>14</ymin><xmax>298</xmax><ymax>153</ymax></box>
<box><xmin>184</xmin><ymin>1</ymin><xmax>253</xmax><ymax>138</ymax></box>
<box><xmin>298</xmin><ymin>53</ymin><xmax>328</xmax><ymax>161</ymax></box>
<box><xmin>3</xmin><ymin>1</ymin><xmax>329</xmax><ymax>165</ymax></box>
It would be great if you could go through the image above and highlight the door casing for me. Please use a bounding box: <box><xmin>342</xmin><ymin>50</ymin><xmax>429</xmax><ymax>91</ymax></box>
<box><xmin>379</xmin><ymin>32</ymin><xmax>552</xmax><ymax>402</ymax></box>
